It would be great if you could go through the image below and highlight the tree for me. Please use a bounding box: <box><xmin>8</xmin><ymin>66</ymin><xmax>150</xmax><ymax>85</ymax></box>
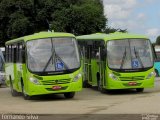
<box><xmin>7</xmin><ymin>11</ymin><xmax>34</xmax><ymax>39</ymax></box>
<box><xmin>51</xmin><ymin>0</ymin><xmax>106</xmax><ymax>35</ymax></box>
<box><xmin>0</xmin><ymin>0</ymin><xmax>125</xmax><ymax>47</ymax></box>
<box><xmin>104</xmin><ymin>27</ymin><xmax>127</xmax><ymax>34</ymax></box>
<box><xmin>0</xmin><ymin>0</ymin><xmax>34</xmax><ymax>46</ymax></box>
<box><xmin>156</xmin><ymin>35</ymin><xmax>160</xmax><ymax>45</ymax></box>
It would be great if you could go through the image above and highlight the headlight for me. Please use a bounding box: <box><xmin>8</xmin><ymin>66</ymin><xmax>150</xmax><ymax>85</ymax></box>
<box><xmin>29</xmin><ymin>77</ymin><xmax>40</xmax><ymax>85</ymax></box>
<box><xmin>146</xmin><ymin>72</ymin><xmax>154</xmax><ymax>79</ymax></box>
<box><xmin>73</xmin><ymin>73</ymin><xmax>82</xmax><ymax>82</ymax></box>
<box><xmin>109</xmin><ymin>73</ymin><xmax>118</xmax><ymax>80</ymax></box>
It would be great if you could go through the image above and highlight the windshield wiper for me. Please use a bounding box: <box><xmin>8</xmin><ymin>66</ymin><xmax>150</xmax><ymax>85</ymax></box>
<box><xmin>120</xmin><ymin>47</ymin><xmax>127</xmax><ymax>69</ymax></box>
<box><xmin>43</xmin><ymin>40</ymin><xmax>69</xmax><ymax>72</ymax></box>
<box><xmin>133</xmin><ymin>46</ymin><xmax>144</xmax><ymax>68</ymax></box>
<box><xmin>43</xmin><ymin>48</ymin><xmax>55</xmax><ymax>72</ymax></box>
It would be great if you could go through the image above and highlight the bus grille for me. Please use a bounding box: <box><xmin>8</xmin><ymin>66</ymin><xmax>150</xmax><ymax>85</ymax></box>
<box><xmin>41</xmin><ymin>79</ymin><xmax>71</xmax><ymax>85</ymax></box>
<box><xmin>119</xmin><ymin>76</ymin><xmax>145</xmax><ymax>81</ymax></box>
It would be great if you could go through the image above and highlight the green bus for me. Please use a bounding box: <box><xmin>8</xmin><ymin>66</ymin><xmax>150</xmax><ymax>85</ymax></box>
<box><xmin>5</xmin><ymin>31</ymin><xmax>82</xmax><ymax>99</ymax></box>
<box><xmin>77</xmin><ymin>32</ymin><xmax>155</xmax><ymax>92</ymax></box>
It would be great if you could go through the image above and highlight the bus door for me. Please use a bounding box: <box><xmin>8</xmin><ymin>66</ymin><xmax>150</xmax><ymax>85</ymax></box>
<box><xmin>98</xmin><ymin>41</ymin><xmax>106</xmax><ymax>88</ymax></box>
<box><xmin>82</xmin><ymin>46</ymin><xmax>87</xmax><ymax>81</ymax></box>
<box><xmin>10</xmin><ymin>44</ymin><xmax>18</xmax><ymax>89</ymax></box>
<box><xmin>90</xmin><ymin>41</ymin><xmax>101</xmax><ymax>86</ymax></box>
<box><xmin>86</xmin><ymin>41</ymin><xmax>93</xmax><ymax>84</ymax></box>
<box><xmin>15</xmin><ymin>43</ymin><xmax>24</xmax><ymax>91</ymax></box>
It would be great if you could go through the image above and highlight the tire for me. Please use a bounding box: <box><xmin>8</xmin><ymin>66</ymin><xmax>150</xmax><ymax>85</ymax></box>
<box><xmin>10</xmin><ymin>80</ymin><xmax>19</xmax><ymax>97</ymax></box>
<box><xmin>155</xmin><ymin>69</ymin><xmax>159</xmax><ymax>77</ymax></box>
<box><xmin>136</xmin><ymin>88</ymin><xmax>144</xmax><ymax>92</ymax></box>
<box><xmin>22</xmin><ymin>85</ymin><xmax>31</xmax><ymax>100</ymax></box>
<box><xmin>64</xmin><ymin>92</ymin><xmax>75</xmax><ymax>99</ymax></box>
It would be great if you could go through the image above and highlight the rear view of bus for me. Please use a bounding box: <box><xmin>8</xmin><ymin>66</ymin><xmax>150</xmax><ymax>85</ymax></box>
<box><xmin>5</xmin><ymin>32</ymin><xmax>82</xmax><ymax>99</ymax></box>
<box><xmin>77</xmin><ymin>32</ymin><xmax>155</xmax><ymax>92</ymax></box>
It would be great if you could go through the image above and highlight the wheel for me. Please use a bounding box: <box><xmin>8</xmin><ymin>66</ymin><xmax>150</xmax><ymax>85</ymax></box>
<box><xmin>155</xmin><ymin>69</ymin><xmax>159</xmax><ymax>77</ymax></box>
<box><xmin>136</xmin><ymin>88</ymin><xmax>144</xmax><ymax>92</ymax></box>
<box><xmin>10</xmin><ymin>80</ymin><xmax>19</xmax><ymax>96</ymax></box>
<box><xmin>22</xmin><ymin>85</ymin><xmax>31</xmax><ymax>100</ymax></box>
<box><xmin>64</xmin><ymin>92</ymin><xmax>75</xmax><ymax>99</ymax></box>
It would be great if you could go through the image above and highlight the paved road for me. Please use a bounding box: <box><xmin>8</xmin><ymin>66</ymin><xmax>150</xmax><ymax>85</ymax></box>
<box><xmin>0</xmin><ymin>78</ymin><xmax>160</xmax><ymax>119</ymax></box>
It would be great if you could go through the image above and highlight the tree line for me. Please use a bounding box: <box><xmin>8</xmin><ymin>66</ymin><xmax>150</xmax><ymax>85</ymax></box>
<box><xmin>0</xmin><ymin>0</ymin><xmax>126</xmax><ymax>46</ymax></box>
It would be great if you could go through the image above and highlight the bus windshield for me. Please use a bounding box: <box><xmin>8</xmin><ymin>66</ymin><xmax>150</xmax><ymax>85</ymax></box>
<box><xmin>27</xmin><ymin>37</ymin><xmax>80</xmax><ymax>73</ymax></box>
<box><xmin>107</xmin><ymin>39</ymin><xmax>153</xmax><ymax>70</ymax></box>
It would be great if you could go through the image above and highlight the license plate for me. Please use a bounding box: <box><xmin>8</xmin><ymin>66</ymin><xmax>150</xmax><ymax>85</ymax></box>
<box><xmin>128</xmin><ymin>82</ymin><xmax>137</xmax><ymax>86</ymax></box>
<box><xmin>52</xmin><ymin>86</ymin><xmax>62</xmax><ymax>90</ymax></box>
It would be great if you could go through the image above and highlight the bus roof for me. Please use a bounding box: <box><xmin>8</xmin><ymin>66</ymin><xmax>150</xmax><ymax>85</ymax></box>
<box><xmin>76</xmin><ymin>32</ymin><xmax>149</xmax><ymax>41</ymax></box>
<box><xmin>5</xmin><ymin>31</ymin><xmax>75</xmax><ymax>45</ymax></box>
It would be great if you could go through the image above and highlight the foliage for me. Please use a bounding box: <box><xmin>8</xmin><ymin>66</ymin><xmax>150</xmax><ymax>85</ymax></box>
<box><xmin>104</xmin><ymin>27</ymin><xmax>127</xmax><ymax>34</ymax></box>
<box><xmin>0</xmin><ymin>0</ymin><xmax>125</xmax><ymax>46</ymax></box>
<box><xmin>51</xmin><ymin>0</ymin><xmax>107</xmax><ymax>35</ymax></box>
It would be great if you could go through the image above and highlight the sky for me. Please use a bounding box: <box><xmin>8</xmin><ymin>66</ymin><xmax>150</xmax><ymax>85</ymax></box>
<box><xmin>103</xmin><ymin>0</ymin><xmax>160</xmax><ymax>43</ymax></box>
